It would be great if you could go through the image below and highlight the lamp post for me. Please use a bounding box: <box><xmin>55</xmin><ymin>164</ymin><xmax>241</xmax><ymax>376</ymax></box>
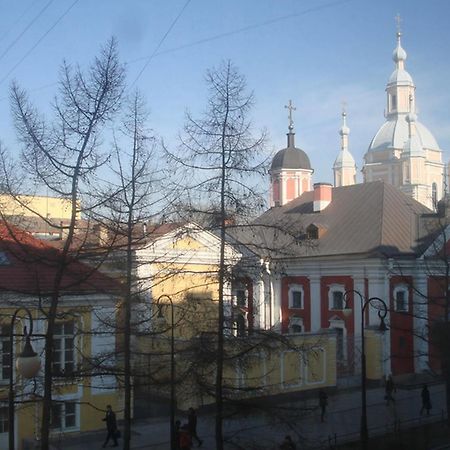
<box><xmin>8</xmin><ymin>307</ymin><xmax>41</xmax><ymax>450</ymax></box>
<box><xmin>156</xmin><ymin>295</ymin><xmax>175</xmax><ymax>450</ymax></box>
<box><xmin>344</xmin><ymin>290</ymin><xmax>388</xmax><ymax>450</ymax></box>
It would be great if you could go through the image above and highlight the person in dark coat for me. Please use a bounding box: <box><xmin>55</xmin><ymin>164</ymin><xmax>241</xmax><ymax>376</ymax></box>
<box><xmin>179</xmin><ymin>424</ymin><xmax>192</xmax><ymax>450</ymax></box>
<box><xmin>187</xmin><ymin>407</ymin><xmax>203</xmax><ymax>447</ymax></box>
<box><xmin>102</xmin><ymin>405</ymin><xmax>118</xmax><ymax>447</ymax></box>
<box><xmin>319</xmin><ymin>390</ymin><xmax>328</xmax><ymax>422</ymax></box>
<box><xmin>420</xmin><ymin>384</ymin><xmax>432</xmax><ymax>416</ymax></box>
<box><xmin>385</xmin><ymin>374</ymin><xmax>396</xmax><ymax>406</ymax></box>
<box><xmin>174</xmin><ymin>420</ymin><xmax>181</xmax><ymax>450</ymax></box>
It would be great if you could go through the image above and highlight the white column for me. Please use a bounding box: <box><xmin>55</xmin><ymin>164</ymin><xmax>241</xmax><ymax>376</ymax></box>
<box><xmin>281</xmin><ymin>175</ymin><xmax>287</xmax><ymax>206</ymax></box>
<box><xmin>254</xmin><ymin>276</ymin><xmax>265</xmax><ymax>329</ymax></box>
<box><xmin>272</xmin><ymin>274</ymin><xmax>282</xmax><ymax>331</ymax></box>
<box><xmin>309</xmin><ymin>275</ymin><xmax>321</xmax><ymax>331</ymax></box>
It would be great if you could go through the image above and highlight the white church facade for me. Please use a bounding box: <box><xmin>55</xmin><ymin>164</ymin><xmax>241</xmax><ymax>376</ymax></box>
<box><xmin>270</xmin><ymin>29</ymin><xmax>445</xmax><ymax>210</ymax></box>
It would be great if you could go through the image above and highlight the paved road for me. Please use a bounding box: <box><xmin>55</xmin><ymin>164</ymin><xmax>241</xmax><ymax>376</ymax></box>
<box><xmin>49</xmin><ymin>383</ymin><xmax>446</xmax><ymax>449</ymax></box>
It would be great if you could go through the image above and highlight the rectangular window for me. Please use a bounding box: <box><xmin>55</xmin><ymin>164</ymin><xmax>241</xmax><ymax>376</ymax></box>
<box><xmin>1</xmin><ymin>326</ymin><xmax>11</xmax><ymax>381</ymax></box>
<box><xmin>332</xmin><ymin>291</ymin><xmax>344</xmax><ymax>310</ymax></box>
<box><xmin>391</xmin><ymin>94</ymin><xmax>397</xmax><ymax>110</ymax></box>
<box><xmin>52</xmin><ymin>322</ymin><xmax>75</xmax><ymax>375</ymax></box>
<box><xmin>0</xmin><ymin>406</ymin><xmax>9</xmax><ymax>433</ymax></box>
<box><xmin>395</xmin><ymin>290</ymin><xmax>408</xmax><ymax>312</ymax></box>
<box><xmin>236</xmin><ymin>290</ymin><xmax>247</xmax><ymax>307</ymax></box>
<box><xmin>291</xmin><ymin>291</ymin><xmax>303</xmax><ymax>308</ymax></box>
<box><xmin>289</xmin><ymin>317</ymin><xmax>304</xmax><ymax>334</ymax></box>
<box><xmin>51</xmin><ymin>401</ymin><xmax>77</xmax><ymax>430</ymax></box>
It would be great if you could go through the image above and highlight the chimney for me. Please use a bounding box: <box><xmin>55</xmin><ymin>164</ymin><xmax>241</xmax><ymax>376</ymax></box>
<box><xmin>313</xmin><ymin>183</ymin><xmax>332</xmax><ymax>212</ymax></box>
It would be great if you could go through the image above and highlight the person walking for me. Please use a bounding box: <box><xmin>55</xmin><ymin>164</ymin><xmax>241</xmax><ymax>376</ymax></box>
<box><xmin>179</xmin><ymin>424</ymin><xmax>192</xmax><ymax>450</ymax></box>
<box><xmin>420</xmin><ymin>384</ymin><xmax>432</xmax><ymax>416</ymax></box>
<box><xmin>174</xmin><ymin>420</ymin><xmax>181</xmax><ymax>450</ymax></box>
<box><xmin>102</xmin><ymin>405</ymin><xmax>118</xmax><ymax>448</ymax></box>
<box><xmin>187</xmin><ymin>407</ymin><xmax>203</xmax><ymax>447</ymax></box>
<box><xmin>385</xmin><ymin>374</ymin><xmax>396</xmax><ymax>406</ymax></box>
<box><xmin>319</xmin><ymin>390</ymin><xmax>328</xmax><ymax>422</ymax></box>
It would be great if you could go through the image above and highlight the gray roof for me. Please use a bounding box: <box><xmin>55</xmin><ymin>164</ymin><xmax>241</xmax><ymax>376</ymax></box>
<box><xmin>230</xmin><ymin>181</ymin><xmax>432</xmax><ymax>260</ymax></box>
<box><xmin>271</xmin><ymin>132</ymin><xmax>311</xmax><ymax>171</ymax></box>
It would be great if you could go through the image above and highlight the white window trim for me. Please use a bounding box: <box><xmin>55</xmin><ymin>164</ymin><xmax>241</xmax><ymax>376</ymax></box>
<box><xmin>328</xmin><ymin>284</ymin><xmax>345</xmax><ymax>311</ymax></box>
<box><xmin>288</xmin><ymin>284</ymin><xmax>304</xmax><ymax>309</ymax></box>
<box><xmin>52</xmin><ymin>321</ymin><xmax>77</xmax><ymax>376</ymax></box>
<box><xmin>289</xmin><ymin>316</ymin><xmax>304</xmax><ymax>334</ymax></box>
<box><xmin>50</xmin><ymin>396</ymin><xmax>80</xmax><ymax>432</ymax></box>
<box><xmin>0</xmin><ymin>326</ymin><xmax>11</xmax><ymax>384</ymax></box>
<box><xmin>393</xmin><ymin>284</ymin><xmax>409</xmax><ymax>312</ymax></box>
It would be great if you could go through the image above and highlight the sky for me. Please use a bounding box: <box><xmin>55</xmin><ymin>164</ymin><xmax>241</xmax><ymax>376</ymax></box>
<box><xmin>0</xmin><ymin>0</ymin><xmax>449</xmax><ymax>193</ymax></box>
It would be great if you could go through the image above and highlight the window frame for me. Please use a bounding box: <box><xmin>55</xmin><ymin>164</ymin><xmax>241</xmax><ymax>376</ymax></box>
<box><xmin>289</xmin><ymin>316</ymin><xmax>304</xmax><ymax>334</ymax></box>
<box><xmin>0</xmin><ymin>325</ymin><xmax>11</xmax><ymax>383</ymax></box>
<box><xmin>288</xmin><ymin>284</ymin><xmax>304</xmax><ymax>309</ymax></box>
<box><xmin>328</xmin><ymin>285</ymin><xmax>345</xmax><ymax>311</ymax></box>
<box><xmin>50</xmin><ymin>400</ymin><xmax>79</xmax><ymax>431</ymax></box>
<box><xmin>393</xmin><ymin>285</ymin><xmax>409</xmax><ymax>312</ymax></box>
<box><xmin>52</xmin><ymin>321</ymin><xmax>76</xmax><ymax>376</ymax></box>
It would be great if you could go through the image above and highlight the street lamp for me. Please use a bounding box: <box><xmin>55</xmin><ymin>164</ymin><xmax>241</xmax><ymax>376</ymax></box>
<box><xmin>156</xmin><ymin>295</ymin><xmax>175</xmax><ymax>450</ymax></box>
<box><xmin>9</xmin><ymin>307</ymin><xmax>41</xmax><ymax>450</ymax></box>
<box><xmin>344</xmin><ymin>290</ymin><xmax>388</xmax><ymax>450</ymax></box>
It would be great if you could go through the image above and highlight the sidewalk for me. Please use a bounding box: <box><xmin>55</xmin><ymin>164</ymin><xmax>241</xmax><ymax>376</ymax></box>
<box><xmin>52</xmin><ymin>383</ymin><xmax>447</xmax><ymax>449</ymax></box>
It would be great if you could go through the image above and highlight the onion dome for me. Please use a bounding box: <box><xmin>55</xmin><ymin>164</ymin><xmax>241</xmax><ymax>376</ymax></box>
<box><xmin>392</xmin><ymin>32</ymin><xmax>407</xmax><ymax>63</ymax></box>
<box><xmin>271</xmin><ymin>133</ymin><xmax>311</xmax><ymax>170</ymax></box>
<box><xmin>271</xmin><ymin>100</ymin><xmax>311</xmax><ymax>171</ymax></box>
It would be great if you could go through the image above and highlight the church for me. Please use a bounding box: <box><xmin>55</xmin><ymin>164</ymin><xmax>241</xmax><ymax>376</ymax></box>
<box><xmin>270</xmin><ymin>29</ymin><xmax>445</xmax><ymax>211</ymax></box>
<box><xmin>230</xmin><ymin>28</ymin><xmax>449</xmax><ymax>379</ymax></box>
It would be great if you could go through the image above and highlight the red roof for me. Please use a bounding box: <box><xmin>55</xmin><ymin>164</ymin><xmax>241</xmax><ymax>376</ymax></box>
<box><xmin>0</xmin><ymin>221</ymin><xmax>120</xmax><ymax>296</ymax></box>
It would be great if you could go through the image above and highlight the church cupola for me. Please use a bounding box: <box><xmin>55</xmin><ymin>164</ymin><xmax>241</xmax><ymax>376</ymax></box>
<box><xmin>333</xmin><ymin>107</ymin><xmax>356</xmax><ymax>187</ymax></box>
<box><xmin>363</xmin><ymin>16</ymin><xmax>444</xmax><ymax>210</ymax></box>
<box><xmin>386</xmin><ymin>19</ymin><xmax>416</xmax><ymax>118</ymax></box>
<box><xmin>269</xmin><ymin>100</ymin><xmax>313</xmax><ymax>207</ymax></box>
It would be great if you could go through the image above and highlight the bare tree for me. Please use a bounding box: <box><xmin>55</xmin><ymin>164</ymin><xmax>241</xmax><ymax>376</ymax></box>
<box><xmin>6</xmin><ymin>38</ymin><xmax>125</xmax><ymax>450</ymax></box>
<box><xmin>167</xmin><ymin>60</ymin><xmax>267</xmax><ymax>449</ymax></box>
<box><xmin>98</xmin><ymin>90</ymin><xmax>168</xmax><ymax>449</ymax></box>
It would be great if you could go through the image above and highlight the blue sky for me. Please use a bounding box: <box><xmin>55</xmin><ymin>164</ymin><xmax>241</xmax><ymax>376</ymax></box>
<box><xmin>0</xmin><ymin>0</ymin><xmax>449</xmax><ymax>191</ymax></box>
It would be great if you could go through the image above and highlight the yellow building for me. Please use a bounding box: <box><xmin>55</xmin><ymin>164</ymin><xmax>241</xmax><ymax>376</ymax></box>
<box><xmin>0</xmin><ymin>194</ymin><xmax>80</xmax><ymax>221</ymax></box>
<box><xmin>0</xmin><ymin>221</ymin><xmax>122</xmax><ymax>449</ymax></box>
<box><xmin>134</xmin><ymin>223</ymin><xmax>337</xmax><ymax>411</ymax></box>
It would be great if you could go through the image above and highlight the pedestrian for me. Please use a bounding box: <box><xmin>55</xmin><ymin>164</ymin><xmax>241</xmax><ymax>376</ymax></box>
<box><xmin>319</xmin><ymin>390</ymin><xmax>328</xmax><ymax>422</ymax></box>
<box><xmin>102</xmin><ymin>404</ymin><xmax>118</xmax><ymax>448</ymax></box>
<box><xmin>420</xmin><ymin>384</ymin><xmax>432</xmax><ymax>416</ymax></box>
<box><xmin>279</xmin><ymin>434</ymin><xmax>296</xmax><ymax>449</ymax></box>
<box><xmin>179</xmin><ymin>423</ymin><xmax>192</xmax><ymax>450</ymax></box>
<box><xmin>385</xmin><ymin>374</ymin><xmax>396</xmax><ymax>406</ymax></box>
<box><xmin>174</xmin><ymin>420</ymin><xmax>181</xmax><ymax>450</ymax></box>
<box><xmin>187</xmin><ymin>407</ymin><xmax>203</xmax><ymax>447</ymax></box>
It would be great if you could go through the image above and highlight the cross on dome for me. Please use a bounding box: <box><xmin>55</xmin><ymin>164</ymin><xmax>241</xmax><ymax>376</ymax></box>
<box><xmin>285</xmin><ymin>99</ymin><xmax>296</xmax><ymax>132</ymax></box>
<box><xmin>395</xmin><ymin>13</ymin><xmax>402</xmax><ymax>36</ymax></box>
